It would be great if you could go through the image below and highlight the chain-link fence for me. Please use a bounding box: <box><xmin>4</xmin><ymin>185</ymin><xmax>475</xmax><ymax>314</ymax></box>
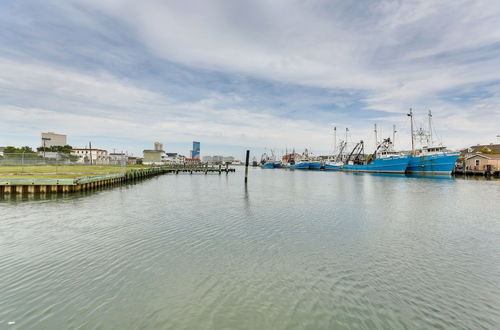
<box><xmin>0</xmin><ymin>152</ymin><xmax>129</xmax><ymax>166</ymax></box>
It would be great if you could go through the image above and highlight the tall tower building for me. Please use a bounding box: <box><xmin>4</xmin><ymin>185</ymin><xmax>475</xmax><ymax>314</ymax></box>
<box><xmin>192</xmin><ymin>141</ymin><xmax>200</xmax><ymax>159</ymax></box>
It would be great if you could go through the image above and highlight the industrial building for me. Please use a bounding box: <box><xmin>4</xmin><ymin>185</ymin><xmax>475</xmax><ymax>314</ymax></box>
<box><xmin>41</xmin><ymin>132</ymin><xmax>67</xmax><ymax>147</ymax></box>
<box><xmin>71</xmin><ymin>148</ymin><xmax>109</xmax><ymax>165</ymax></box>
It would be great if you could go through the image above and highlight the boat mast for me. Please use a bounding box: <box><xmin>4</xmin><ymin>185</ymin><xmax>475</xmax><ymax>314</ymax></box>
<box><xmin>428</xmin><ymin>109</ymin><xmax>433</xmax><ymax>147</ymax></box>
<box><xmin>392</xmin><ymin>125</ymin><xmax>397</xmax><ymax>150</ymax></box>
<box><xmin>374</xmin><ymin>124</ymin><xmax>378</xmax><ymax>151</ymax></box>
<box><xmin>407</xmin><ymin>108</ymin><xmax>415</xmax><ymax>155</ymax></box>
<box><xmin>333</xmin><ymin>126</ymin><xmax>337</xmax><ymax>157</ymax></box>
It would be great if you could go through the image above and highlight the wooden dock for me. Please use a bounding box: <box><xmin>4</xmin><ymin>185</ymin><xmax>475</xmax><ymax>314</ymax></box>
<box><xmin>0</xmin><ymin>165</ymin><xmax>235</xmax><ymax>195</ymax></box>
<box><xmin>453</xmin><ymin>169</ymin><xmax>500</xmax><ymax>178</ymax></box>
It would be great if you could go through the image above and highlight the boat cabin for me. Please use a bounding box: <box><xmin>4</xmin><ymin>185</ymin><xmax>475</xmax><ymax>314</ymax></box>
<box><xmin>417</xmin><ymin>145</ymin><xmax>447</xmax><ymax>155</ymax></box>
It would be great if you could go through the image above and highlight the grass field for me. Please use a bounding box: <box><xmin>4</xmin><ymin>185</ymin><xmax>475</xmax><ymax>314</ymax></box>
<box><xmin>0</xmin><ymin>165</ymin><xmax>150</xmax><ymax>178</ymax></box>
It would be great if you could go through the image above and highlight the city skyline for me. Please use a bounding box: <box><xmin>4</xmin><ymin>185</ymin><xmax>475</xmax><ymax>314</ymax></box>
<box><xmin>1</xmin><ymin>1</ymin><xmax>500</xmax><ymax>159</ymax></box>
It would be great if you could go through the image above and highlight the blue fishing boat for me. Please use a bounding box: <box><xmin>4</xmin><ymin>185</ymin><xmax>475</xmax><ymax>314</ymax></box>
<box><xmin>260</xmin><ymin>162</ymin><xmax>275</xmax><ymax>169</ymax></box>
<box><xmin>287</xmin><ymin>149</ymin><xmax>320</xmax><ymax>169</ymax></box>
<box><xmin>288</xmin><ymin>161</ymin><xmax>310</xmax><ymax>169</ymax></box>
<box><xmin>260</xmin><ymin>152</ymin><xmax>275</xmax><ymax>168</ymax></box>
<box><xmin>323</xmin><ymin>162</ymin><xmax>342</xmax><ymax>170</ymax></box>
<box><xmin>406</xmin><ymin>109</ymin><xmax>459</xmax><ymax>175</ymax></box>
<box><xmin>341</xmin><ymin>139</ymin><xmax>410</xmax><ymax>174</ymax></box>
<box><xmin>324</xmin><ymin>134</ymin><xmax>346</xmax><ymax>171</ymax></box>
<box><xmin>308</xmin><ymin>161</ymin><xmax>321</xmax><ymax>170</ymax></box>
<box><xmin>260</xmin><ymin>151</ymin><xmax>282</xmax><ymax>169</ymax></box>
<box><xmin>342</xmin><ymin>155</ymin><xmax>411</xmax><ymax>173</ymax></box>
<box><xmin>407</xmin><ymin>148</ymin><xmax>459</xmax><ymax>174</ymax></box>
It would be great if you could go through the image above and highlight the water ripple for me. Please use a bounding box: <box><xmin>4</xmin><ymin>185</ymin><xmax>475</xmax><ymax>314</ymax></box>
<box><xmin>0</xmin><ymin>170</ymin><xmax>499</xmax><ymax>329</ymax></box>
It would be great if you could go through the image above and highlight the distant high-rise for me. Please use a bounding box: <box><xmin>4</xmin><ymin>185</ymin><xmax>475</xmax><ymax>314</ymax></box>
<box><xmin>154</xmin><ymin>142</ymin><xmax>163</xmax><ymax>151</ymax></box>
<box><xmin>192</xmin><ymin>141</ymin><xmax>200</xmax><ymax>159</ymax></box>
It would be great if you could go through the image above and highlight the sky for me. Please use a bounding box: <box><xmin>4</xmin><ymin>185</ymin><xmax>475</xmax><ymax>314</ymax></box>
<box><xmin>1</xmin><ymin>0</ymin><xmax>500</xmax><ymax>159</ymax></box>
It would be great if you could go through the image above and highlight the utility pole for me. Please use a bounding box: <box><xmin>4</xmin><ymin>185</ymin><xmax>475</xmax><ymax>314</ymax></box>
<box><xmin>89</xmin><ymin>141</ymin><xmax>93</xmax><ymax>165</ymax></box>
<box><xmin>41</xmin><ymin>137</ymin><xmax>51</xmax><ymax>159</ymax></box>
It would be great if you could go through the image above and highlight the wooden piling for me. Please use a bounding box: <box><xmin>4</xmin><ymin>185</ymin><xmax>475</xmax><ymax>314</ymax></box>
<box><xmin>244</xmin><ymin>150</ymin><xmax>250</xmax><ymax>183</ymax></box>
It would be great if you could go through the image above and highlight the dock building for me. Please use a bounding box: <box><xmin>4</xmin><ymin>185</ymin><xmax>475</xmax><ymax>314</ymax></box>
<box><xmin>465</xmin><ymin>154</ymin><xmax>500</xmax><ymax>172</ymax></box>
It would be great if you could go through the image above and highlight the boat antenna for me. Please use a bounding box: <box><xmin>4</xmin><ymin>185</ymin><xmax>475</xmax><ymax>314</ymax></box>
<box><xmin>374</xmin><ymin>124</ymin><xmax>378</xmax><ymax>152</ymax></box>
<box><xmin>428</xmin><ymin>109</ymin><xmax>433</xmax><ymax>147</ymax></box>
<box><xmin>345</xmin><ymin>127</ymin><xmax>349</xmax><ymax>144</ymax></box>
<box><xmin>407</xmin><ymin>108</ymin><xmax>415</xmax><ymax>155</ymax></box>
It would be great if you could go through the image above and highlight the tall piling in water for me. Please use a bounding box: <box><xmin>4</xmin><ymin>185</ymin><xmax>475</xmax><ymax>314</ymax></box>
<box><xmin>245</xmin><ymin>150</ymin><xmax>250</xmax><ymax>183</ymax></box>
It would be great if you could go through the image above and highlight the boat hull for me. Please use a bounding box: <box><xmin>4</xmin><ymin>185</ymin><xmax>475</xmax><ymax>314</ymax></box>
<box><xmin>308</xmin><ymin>162</ymin><xmax>321</xmax><ymax>170</ymax></box>
<box><xmin>406</xmin><ymin>153</ymin><xmax>459</xmax><ymax>175</ymax></box>
<box><xmin>273</xmin><ymin>162</ymin><xmax>282</xmax><ymax>168</ymax></box>
<box><xmin>260</xmin><ymin>162</ymin><xmax>275</xmax><ymax>169</ymax></box>
<box><xmin>288</xmin><ymin>162</ymin><xmax>310</xmax><ymax>169</ymax></box>
<box><xmin>323</xmin><ymin>164</ymin><xmax>341</xmax><ymax>170</ymax></box>
<box><xmin>341</xmin><ymin>155</ymin><xmax>411</xmax><ymax>174</ymax></box>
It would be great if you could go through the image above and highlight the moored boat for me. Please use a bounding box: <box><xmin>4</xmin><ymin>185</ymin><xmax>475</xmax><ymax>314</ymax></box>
<box><xmin>308</xmin><ymin>161</ymin><xmax>321</xmax><ymax>170</ymax></box>
<box><xmin>260</xmin><ymin>162</ymin><xmax>275</xmax><ymax>168</ymax></box>
<box><xmin>407</xmin><ymin>148</ymin><xmax>459</xmax><ymax>175</ymax></box>
<box><xmin>341</xmin><ymin>139</ymin><xmax>410</xmax><ymax>174</ymax></box>
<box><xmin>342</xmin><ymin>155</ymin><xmax>411</xmax><ymax>173</ymax></box>
<box><xmin>323</xmin><ymin>162</ymin><xmax>342</xmax><ymax>170</ymax></box>
<box><xmin>286</xmin><ymin>149</ymin><xmax>320</xmax><ymax>169</ymax></box>
<box><xmin>406</xmin><ymin>109</ymin><xmax>459</xmax><ymax>175</ymax></box>
<box><xmin>324</xmin><ymin>135</ymin><xmax>346</xmax><ymax>171</ymax></box>
<box><xmin>288</xmin><ymin>161</ymin><xmax>310</xmax><ymax>169</ymax></box>
<box><xmin>260</xmin><ymin>150</ymin><xmax>282</xmax><ymax>169</ymax></box>
<box><xmin>251</xmin><ymin>157</ymin><xmax>258</xmax><ymax>167</ymax></box>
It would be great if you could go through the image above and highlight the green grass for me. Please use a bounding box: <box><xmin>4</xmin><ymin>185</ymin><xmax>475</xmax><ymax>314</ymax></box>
<box><xmin>0</xmin><ymin>165</ymin><xmax>150</xmax><ymax>178</ymax></box>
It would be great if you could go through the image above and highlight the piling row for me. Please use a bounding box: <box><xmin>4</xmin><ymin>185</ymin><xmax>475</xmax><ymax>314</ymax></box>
<box><xmin>453</xmin><ymin>169</ymin><xmax>500</xmax><ymax>178</ymax></box>
<box><xmin>0</xmin><ymin>166</ymin><xmax>235</xmax><ymax>195</ymax></box>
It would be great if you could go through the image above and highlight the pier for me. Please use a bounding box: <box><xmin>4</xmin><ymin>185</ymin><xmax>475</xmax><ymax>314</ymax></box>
<box><xmin>0</xmin><ymin>165</ymin><xmax>235</xmax><ymax>195</ymax></box>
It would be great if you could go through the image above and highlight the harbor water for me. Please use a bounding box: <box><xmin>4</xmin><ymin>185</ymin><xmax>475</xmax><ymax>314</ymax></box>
<box><xmin>1</xmin><ymin>169</ymin><xmax>499</xmax><ymax>329</ymax></box>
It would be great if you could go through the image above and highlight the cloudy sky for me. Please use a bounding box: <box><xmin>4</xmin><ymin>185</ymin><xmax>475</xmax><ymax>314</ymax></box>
<box><xmin>1</xmin><ymin>0</ymin><xmax>500</xmax><ymax>158</ymax></box>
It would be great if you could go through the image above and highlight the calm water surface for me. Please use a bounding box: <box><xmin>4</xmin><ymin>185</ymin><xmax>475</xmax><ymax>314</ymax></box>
<box><xmin>1</xmin><ymin>169</ymin><xmax>499</xmax><ymax>329</ymax></box>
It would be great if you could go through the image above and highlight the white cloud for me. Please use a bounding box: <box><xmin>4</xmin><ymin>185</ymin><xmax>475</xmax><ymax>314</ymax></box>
<box><xmin>0</xmin><ymin>57</ymin><xmax>339</xmax><ymax>154</ymax></box>
<box><xmin>75</xmin><ymin>0</ymin><xmax>500</xmax><ymax>149</ymax></box>
<box><xmin>2</xmin><ymin>0</ymin><xmax>500</xmax><ymax>154</ymax></box>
